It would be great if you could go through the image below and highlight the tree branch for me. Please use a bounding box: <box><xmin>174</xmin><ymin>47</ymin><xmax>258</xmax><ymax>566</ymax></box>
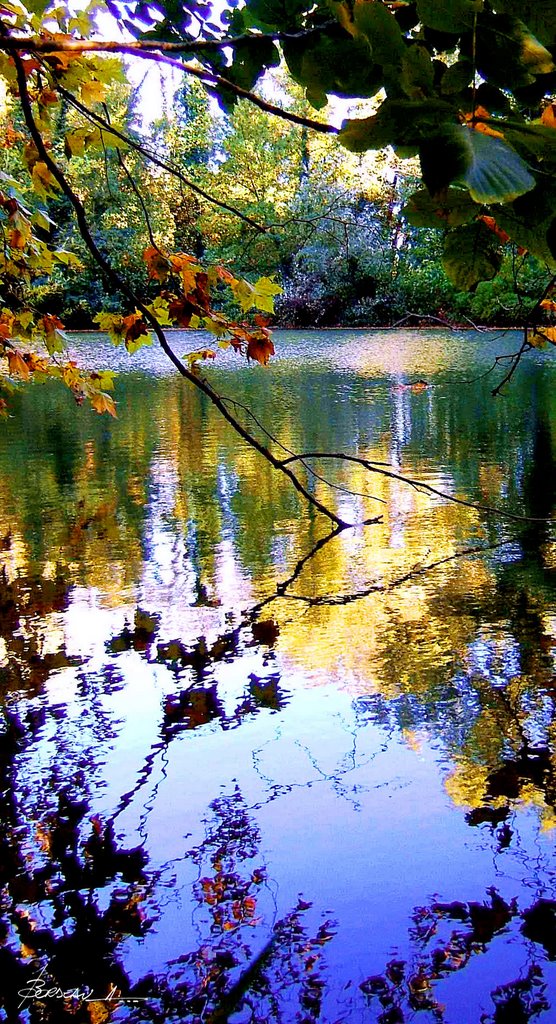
<box><xmin>3</xmin><ymin>24</ymin><xmax>335</xmax><ymax>56</ymax></box>
<box><xmin>13</xmin><ymin>51</ymin><xmax>346</xmax><ymax>528</ymax></box>
<box><xmin>491</xmin><ymin>274</ymin><xmax>556</xmax><ymax>396</ymax></box>
<box><xmin>278</xmin><ymin>451</ymin><xmax>556</xmax><ymax>524</ymax></box>
<box><xmin>3</xmin><ymin>36</ymin><xmax>338</xmax><ymax>134</ymax></box>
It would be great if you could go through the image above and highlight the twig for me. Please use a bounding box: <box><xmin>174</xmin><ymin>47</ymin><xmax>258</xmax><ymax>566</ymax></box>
<box><xmin>3</xmin><ymin>36</ymin><xmax>338</xmax><ymax>134</ymax></box>
<box><xmin>278</xmin><ymin>451</ymin><xmax>556</xmax><ymax>523</ymax></box>
<box><xmin>220</xmin><ymin>395</ymin><xmax>387</xmax><ymax>506</ymax></box>
<box><xmin>492</xmin><ymin>274</ymin><xmax>556</xmax><ymax>395</ymax></box>
<box><xmin>14</xmin><ymin>51</ymin><xmax>346</xmax><ymax>527</ymax></box>
<box><xmin>50</xmin><ymin>78</ymin><xmax>269</xmax><ymax>233</ymax></box>
<box><xmin>280</xmin><ymin>535</ymin><xmax>517</xmax><ymax>606</ymax></box>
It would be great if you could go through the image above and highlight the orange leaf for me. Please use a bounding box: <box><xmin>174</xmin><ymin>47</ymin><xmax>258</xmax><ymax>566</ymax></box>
<box><xmin>478</xmin><ymin>215</ymin><xmax>510</xmax><ymax>245</ymax></box>
<box><xmin>143</xmin><ymin>245</ymin><xmax>171</xmax><ymax>282</ymax></box>
<box><xmin>38</xmin><ymin>88</ymin><xmax>59</xmax><ymax>106</ymax></box>
<box><xmin>170</xmin><ymin>253</ymin><xmax>200</xmax><ymax>293</ymax></box>
<box><xmin>215</xmin><ymin>266</ymin><xmax>236</xmax><ymax>285</ymax></box>
<box><xmin>168</xmin><ymin>295</ymin><xmax>195</xmax><ymax>327</ymax></box>
<box><xmin>464</xmin><ymin>106</ymin><xmax>504</xmax><ymax>138</ymax></box>
<box><xmin>541</xmin><ymin>103</ymin><xmax>556</xmax><ymax>129</ymax></box>
<box><xmin>0</xmin><ymin>312</ymin><xmax>14</xmax><ymax>339</ymax></box>
<box><xmin>246</xmin><ymin>335</ymin><xmax>275</xmax><ymax>365</ymax></box>
<box><xmin>7</xmin><ymin>350</ymin><xmax>30</xmax><ymax>380</ymax></box>
<box><xmin>90</xmin><ymin>392</ymin><xmax>117</xmax><ymax>417</ymax></box>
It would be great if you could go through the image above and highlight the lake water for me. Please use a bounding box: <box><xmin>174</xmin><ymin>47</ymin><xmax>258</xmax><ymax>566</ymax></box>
<box><xmin>1</xmin><ymin>329</ymin><xmax>556</xmax><ymax>1023</ymax></box>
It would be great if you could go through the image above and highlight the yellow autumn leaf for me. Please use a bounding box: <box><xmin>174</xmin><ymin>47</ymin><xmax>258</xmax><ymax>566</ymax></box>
<box><xmin>146</xmin><ymin>297</ymin><xmax>173</xmax><ymax>326</ymax></box>
<box><xmin>252</xmin><ymin>276</ymin><xmax>282</xmax><ymax>313</ymax></box>
<box><xmin>65</xmin><ymin>128</ymin><xmax>90</xmax><ymax>158</ymax></box>
<box><xmin>15</xmin><ymin>310</ymin><xmax>34</xmax><ymax>330</ymax></box>
<box><xmin>87</xmin><ymin>1001</ymin><xmax>111</xmax><ymax>1024</ymax></box>
<box><xmin>528</xmin><ymin>326</ymin><xmax>556</xmax><ymax>348</ymax></box>
<box><xmin>231</xmin><ymin>278</ymin><xmax>255</xmax><ymax>311</ymax></box>
<box><xmin>31</xmin><ymin>161</ymin><xmax>59</xmax><ymax>199</ymax></box>
<box><xmin>62</xmin><ymin>363</ymin><xmax>82</xmax><ymax>387</ymax></box>
<box><xmin>90</xmin><ymin>391</ymin><xmax>117</xmax><ymax>417</ymax></box>
<box><xmin>81</xmin><ymin>79</ymin><xmax>108</xmax><ymax>105</ymax></box>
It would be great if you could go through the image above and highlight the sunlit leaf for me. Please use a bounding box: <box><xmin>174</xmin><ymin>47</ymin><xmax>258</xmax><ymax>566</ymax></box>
<box><xmin>7</xmin><ymin>350</ymin><xmax>30</xmax><ymax>379</ymax></box>
<box><xmin>89</xmin><ymin>391</ymin><xmax>117</xmax><ymax>416</ymax></box>
<box><xmin>528</xmin><ymin>326</ymin><xmax>556</xmax><ymax>348</ymax></box>
<box><xmin>246</xmin><ymin>335</ymin><xmax>275</xmax><ymax>364</ymax></box>
<box><xmin>80</xmin><ymin>78</ymin><xmax>108</xmax><ymax>105</ymax></box>
<box><xmin>31</xmin><ymin>161</ymin><xmax>59</xmax><ymax>200</ymax></box>
<box><xmin>42</xmin><ymin>313</ymin><xmax>67</xmax><ymax>354</ymax></box>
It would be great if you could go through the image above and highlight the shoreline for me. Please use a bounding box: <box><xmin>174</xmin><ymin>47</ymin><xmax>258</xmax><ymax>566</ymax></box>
<box><xmin>66</xmin><ymin>324</ymin><xmax>521</xmax><ymax>335</ymax></box>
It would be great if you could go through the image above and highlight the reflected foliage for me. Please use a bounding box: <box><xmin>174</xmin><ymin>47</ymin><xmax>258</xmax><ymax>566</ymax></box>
<box><xmin>1</xmin><ymin>332</ymin><xmax>556</xmax><ymax>1019</ymax></box>
<box><xmin>361</xmin><ymin>889</ymin><xmax>554</xmax><ymax>1024</ymax></box>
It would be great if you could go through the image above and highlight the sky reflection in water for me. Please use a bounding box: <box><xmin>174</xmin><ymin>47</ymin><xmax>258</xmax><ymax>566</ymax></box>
<box><xmin>0</xmin><ymin>329</ymin><xmax>555</xmax><ymax>1022</ymax></box>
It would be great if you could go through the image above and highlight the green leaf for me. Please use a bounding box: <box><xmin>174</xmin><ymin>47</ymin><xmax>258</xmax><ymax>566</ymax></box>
<box><xmin>505</xmin><ymin>124</ymin><xmax>556</xmax><ymax>165</ymax></box>
<box><xmin>489</xmin><ymin>1</ymin><xmax>556</xmax><ymax>47</ymax></box>
<box><xmin>353</xmin><ymin>0</ymin><xmax>405</xmax><ymax>65</ymax></box>
<box><xmin>421</xmin><ymin>125</ymin><xmax>535</xmax><ymax>202</ymax></box>
<box><xmin>339</xmin><ymin>99</ymin><xmax>455</xmax><ymax>152</ymax></box>
<box><xmin>494</xmin><ymin>183</ymin><xmax>556</xmax><ymax>266</ymax></box>
<box><xmin>416</xmin><ymin>0</ymin><xmax>483</xmax><ymax>33</ymax></box>
<box><xmin>442</xmin><ymin>222</ymin><xmax>503</xmax><ymax>290</ymax></box>
<box><xmin>457</xmin><ymin>126</ymin><xmax>535</xmax><ymax>203</ymax></box>
<box><xmin>475</xmin><ymin>13</ymin><xmax>554</xmax><ymax>88</ymax></box>
<box><xmin>225</xmin><ymin>37</ymin><xmax>280</xmax><ymax>92</ymax></box>
<box><xmin>403</xmin><ymin>188</ymin><xmax>481</xmax><ymax>228</ymax></box>
<box><xmin>400</xmin><ymin>45</ymin><xmax>435</xmax><ymax>99</ymax></box>
<box><xmin>243</xmin><ymin>0</ymin><xmax>307</xmax><ymax>31</ymax></box>
<box><xmin>25</xmin><ymin>0</ymin><xmax>54</xmax><ymax>13</ymax></box>
<box><xmin>282</xmin><ymin>26</ymin><xmax>383</xmax><ymax>105</ymax></box>
<box><xmin>440</xmin><ymin>59</ymin><xmax>474</xmax><ymax>95</ymax></box>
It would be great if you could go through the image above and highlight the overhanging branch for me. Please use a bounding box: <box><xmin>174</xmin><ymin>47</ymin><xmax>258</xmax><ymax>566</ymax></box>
<box><xmin>13</xmin><ymin>49</ymin><xmax>347</xmax><ymax>528</ymax></box>
<box><xmin>3</xmin><ymin>35</ymin><xmax>338</xmax><ymax>134</ymax></box>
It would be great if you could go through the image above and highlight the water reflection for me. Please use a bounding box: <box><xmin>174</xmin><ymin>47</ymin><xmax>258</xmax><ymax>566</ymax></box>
<box><xmin>0</xmin><ymin>329</ymin><xmax>556</xmax><ymax>1021</ymax></box>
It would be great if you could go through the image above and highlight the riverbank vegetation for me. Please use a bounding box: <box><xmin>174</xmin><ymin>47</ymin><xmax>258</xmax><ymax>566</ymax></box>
<box><xmin>0</xmin><ymin>68</ymin><xmax>551</xmax><ymax>332</ymax></box>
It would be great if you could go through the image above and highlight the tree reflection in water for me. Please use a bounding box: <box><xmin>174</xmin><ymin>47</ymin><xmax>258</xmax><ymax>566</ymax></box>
<box><xmin>1</xmin><ymin>568</ymin><xmax>555</xmax><ymax>1023</ymax></box>
<box><xmin>1</xmin><ymin>355</ymin><xmax>556</xmax><ymax>1021</ymax></box>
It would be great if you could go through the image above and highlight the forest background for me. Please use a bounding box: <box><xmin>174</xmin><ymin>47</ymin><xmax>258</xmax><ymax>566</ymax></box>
<box><xmin>1</xmin><ymin>52</ymin><xmax>547</xmax><ymax>333</ymax></box>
